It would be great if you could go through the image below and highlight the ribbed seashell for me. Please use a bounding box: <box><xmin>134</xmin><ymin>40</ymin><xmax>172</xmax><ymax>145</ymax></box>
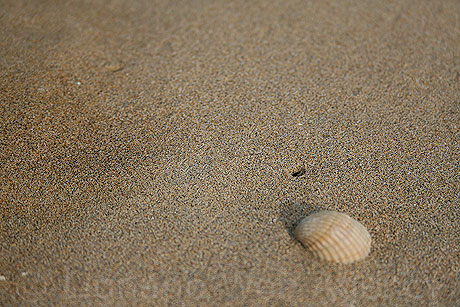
<box><xmin>294</xmin><ymin>211</ymin><xmax>371</xmax><ymax>264</ymax></box>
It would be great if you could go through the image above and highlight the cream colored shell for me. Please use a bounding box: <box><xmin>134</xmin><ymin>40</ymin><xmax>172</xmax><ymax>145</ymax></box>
<box><xmin>294</xmin><ymin>211</ymin><xmax>371</xmax><ymax>264</ymax></box>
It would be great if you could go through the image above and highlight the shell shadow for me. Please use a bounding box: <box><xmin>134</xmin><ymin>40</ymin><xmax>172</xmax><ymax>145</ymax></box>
<box><xmin>279</xmin><ymin>201</ymin><xmax>323</xmax><ymax>239</ymax></box>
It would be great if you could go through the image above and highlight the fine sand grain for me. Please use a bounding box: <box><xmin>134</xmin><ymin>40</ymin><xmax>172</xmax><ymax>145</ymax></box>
<box><xmin>1</xmin><ymin>0</ymin><xmax>459</xmax><ymax>305</ymax></box>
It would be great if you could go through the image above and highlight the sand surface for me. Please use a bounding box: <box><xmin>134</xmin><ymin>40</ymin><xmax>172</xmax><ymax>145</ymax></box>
<box><xmin>1</xmin><ymin>0</ymin><xmax>459</xmax><ymax>305</ymax></box>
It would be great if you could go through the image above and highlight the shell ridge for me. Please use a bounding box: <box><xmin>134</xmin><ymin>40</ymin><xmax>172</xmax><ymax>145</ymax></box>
<box><xmin>340</xmin><ymin>220</ymin><xmax>364</xmax><ymax>262</ymax></box>
<box><xmin>334</xmin><ymin>225</ymin><xmax>357</xmax><ymax>262</ymax></box>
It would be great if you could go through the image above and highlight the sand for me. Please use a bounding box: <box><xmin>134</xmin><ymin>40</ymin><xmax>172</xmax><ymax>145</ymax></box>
<box><xmin>1</xmin><ymin>0</ymin><xmax>459</xmax><ymax>305</ymax></box>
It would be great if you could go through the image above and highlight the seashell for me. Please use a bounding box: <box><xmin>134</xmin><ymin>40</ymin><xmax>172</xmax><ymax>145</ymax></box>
<box><xmin>294</xmin><ymin>211</ymin><xmax>371</xmax><ymax>264</ymax></box>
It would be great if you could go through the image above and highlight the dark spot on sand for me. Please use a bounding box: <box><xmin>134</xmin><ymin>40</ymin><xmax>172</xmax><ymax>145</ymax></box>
<box><xmin>292</xmin><ymin>167</ymin><xmax>306</xmax><ymax>177</ymax></box>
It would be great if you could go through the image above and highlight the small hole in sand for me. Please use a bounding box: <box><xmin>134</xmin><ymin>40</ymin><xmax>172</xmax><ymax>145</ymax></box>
<box><xmin>292</xmin><ymin>167</ymin><xmax>306</xmax><ymax>177</ymax></box>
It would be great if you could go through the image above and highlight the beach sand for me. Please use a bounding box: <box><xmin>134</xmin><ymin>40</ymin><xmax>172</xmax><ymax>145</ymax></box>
<box><xmin>1</xmin><ymin>0</ymin><xmax>459</xmax><ymax>305</ymax></box>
